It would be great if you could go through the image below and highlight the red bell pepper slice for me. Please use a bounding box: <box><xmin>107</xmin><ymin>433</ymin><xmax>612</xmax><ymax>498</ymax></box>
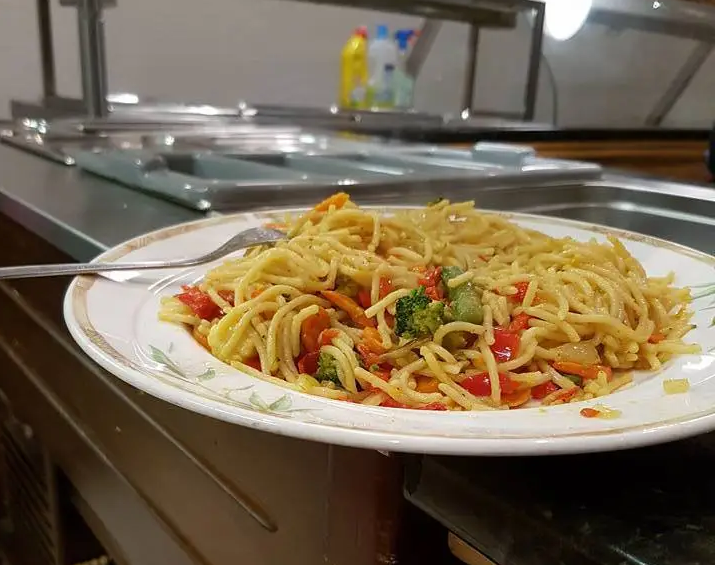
<box><xmin>460</xmin><ymin>372</ymin><xmax>519</xmax><ymax>397</ymax></box>
<box><xmin>490</xmin><ymin>329</ymin><xmax>520</xmax><ymax>363</ymax></box>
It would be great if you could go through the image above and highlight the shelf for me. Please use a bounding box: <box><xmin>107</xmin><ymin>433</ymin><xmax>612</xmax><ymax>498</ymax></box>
<box><xmin>280</xmin><ymin>0</ymin><xmax>540</xmax><ymax>23</ymax></box>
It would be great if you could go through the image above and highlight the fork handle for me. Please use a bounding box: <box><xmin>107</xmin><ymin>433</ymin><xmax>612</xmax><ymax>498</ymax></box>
<box><xmin>0</xmin><ymin>261</ymin><xmax>190</xmax><ymax>280</ymax></box>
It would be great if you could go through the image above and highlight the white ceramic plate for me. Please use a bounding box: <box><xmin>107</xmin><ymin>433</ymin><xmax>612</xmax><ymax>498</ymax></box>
<box><xmin>64</xmin><ymin>208</ymin><xmax>715</xmax><ymax>456</ymax></box>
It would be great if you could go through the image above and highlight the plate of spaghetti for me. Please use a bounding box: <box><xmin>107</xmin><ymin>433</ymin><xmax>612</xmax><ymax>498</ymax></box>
<box><xmin>64</xmin><ymin>193</ymin><xmax>715</xmax><ymax>455</ymax></box>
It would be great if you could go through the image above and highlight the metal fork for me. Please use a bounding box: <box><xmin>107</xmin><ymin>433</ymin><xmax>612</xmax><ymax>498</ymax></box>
<box><xmin>0</xmin><ymin>227</ymin><xmax>285</xmax><ymax>280</ymax></box>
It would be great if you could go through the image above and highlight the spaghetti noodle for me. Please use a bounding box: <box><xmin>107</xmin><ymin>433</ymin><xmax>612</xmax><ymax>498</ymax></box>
<box><xmin>158</xmin><ymin>193</ymin><xmax>700</xmax><ymax>411</ymax></box>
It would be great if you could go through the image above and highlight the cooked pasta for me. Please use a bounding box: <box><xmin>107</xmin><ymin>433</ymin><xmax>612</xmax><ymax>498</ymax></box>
<box><xmin>158</xmin><ymin>193</ymin><xmax>700</xmax><ymax>412</ymax></box>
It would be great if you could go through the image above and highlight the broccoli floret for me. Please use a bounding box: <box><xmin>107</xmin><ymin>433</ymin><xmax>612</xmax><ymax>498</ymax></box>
<box><xmin>442</xmin><ymin>266</ymin><xmax>484</xmax><ymax>325</ymax></box>
<box><xmin>316</xmin><ymin>352</ymin><xmax>342</xmax><ymax>386</ymax></box>
<box><xmin>395</xmin><ymin>287</ymin><xmax>445</xmax><ymax>339</ymax></box>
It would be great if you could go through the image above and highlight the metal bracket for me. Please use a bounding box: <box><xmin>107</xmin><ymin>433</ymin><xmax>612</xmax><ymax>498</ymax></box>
<box><xmin>645</xmin><ymin>41</ymin><xmax>713</xmax><ymax>127</ymax></box>
<box><xmin>59</xmin><ymin>0</ymin><xmax>116</xmax><ymax>5</ymax></box>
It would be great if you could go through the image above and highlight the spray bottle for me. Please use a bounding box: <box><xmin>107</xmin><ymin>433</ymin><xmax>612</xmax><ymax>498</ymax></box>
<box><xmin>339</xmin><ymin>26</ymin><xmax>368</xmax><ymax>109</ymax></box>
<box><xmin>393</xmin><ymin>29</ymin><xmax>415</xmax><ymax>110</ymax></box>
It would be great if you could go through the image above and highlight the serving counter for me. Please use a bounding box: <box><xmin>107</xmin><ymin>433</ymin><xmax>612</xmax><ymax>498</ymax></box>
<box><xmin>1</xmin><ymin>142</ymin><xmax>715</xmax><ymax>565</ymax></box>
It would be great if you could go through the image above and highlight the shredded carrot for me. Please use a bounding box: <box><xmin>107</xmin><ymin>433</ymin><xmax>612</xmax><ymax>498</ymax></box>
<box><xmin>416</xmin><ymin>376</ymin><xmax>440</xmax><ymax>394</ymax></box>
<box><xmin>502</xmin><ymin>388</ymin><xmax>532</xmax><ymax>408</ymax></box>
<box><xmin>649</xmin><ymin>333</ymin><xmax>666</xmax><ymax>344</ymax></box>
<box><xmin>320</xmin><ymin>290</ymin><xmax>375</xmax><ymax>328</ymax></box>
<box><xmin>263</xmin><ymin>222</ymin><xmax>287</xmax><ymax>231</ymax></box>
<box><xmin>318</xmin><ymin>328</ymin><xmax>341</xmax><ymax>347</ymax></box>
<box><xmin>356</xmin><ymin>343</ymin><xmax>381</xmax><ymax>367</ymax></box>
<box><xmin>580</xmin><ymin>407</ymin><xmax>601</xmax><ymax>418</ymax></box>
<box><xmin>250</xmin><ymin>287</ymin><xmax>265</xmax><ymax>299</ymax></box>
<box><xmin>301</xmin><ymin>307</ymin><xmax>331</xmax><ymax>352</ymax></box>
<box><xmin>362</xmin><ymin>327</ymin><xmax>387</xmax><ymax>354</ymax></box>
<box><xmin>314</xmin><ymin>192</ymin><xmax>350</xmax><ymax>213</ymax></box>
<box><xmin>551</xmin><ymin>387</ymin><xmax>579</xmax><ymax>404</ymax></box>
<box><xmin>553</xmin><ymin>361</ymin><xmax>613</xmax><ymax>381</ymax></box>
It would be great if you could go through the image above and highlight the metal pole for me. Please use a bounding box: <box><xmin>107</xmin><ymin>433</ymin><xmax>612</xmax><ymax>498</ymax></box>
<box><xmin>76</xmin><ymin>0</ymin><xmax>108</xmax><ymax>117</ymax></box>
<box><xmin>645</xmin><ymin>41</ymin><xmax>713</xmax><ymax>126</ymax></box>
<box><xmin>405</xmin><ymin>20</ymin><xmax>442</xmax><ymax>79</ymax></box>
<box><xmin>36</xmin><ymin>0</ymin><xmax>57</xmax><ymax>99</ymax></box>
<box><xmin>523</xmin><ymin>4</ymin><xmax>545</xmax><ymax>121</ymax></box>
<box><xmin>461</xmin><ymin>23</ymin><xmax>480</xmax><ymax>114</ymax></box>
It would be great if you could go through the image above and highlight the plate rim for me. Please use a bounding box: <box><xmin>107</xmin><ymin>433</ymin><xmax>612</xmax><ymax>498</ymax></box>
<box><xmin>63</xmin><ymin>206</ymin><xmax>715</xmax><ymax>456</ymax></box>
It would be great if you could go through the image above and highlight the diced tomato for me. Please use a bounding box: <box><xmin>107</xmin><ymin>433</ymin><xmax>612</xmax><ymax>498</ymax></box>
<box><xmin>176</xmin><ymin>286</ymin><xmax>222</xmax><ymax>320</ymax></box>
<box><xmin>297</xmin><ymin>351</ymin><xmax>320</xmax><ymax>375</ymax></box>
<box><xmin>649</xmin><ymin>333</ymin><xmax>666</xmax><ymax>344</ymax></box>
<box><xmin>357</xmin><ymin>288</ymin><xmax>372</xmax><ymax>309</ymax></box>
<box><xmin>301</xmin><ymin>307</ymin><xmax>331</xmax><ymax>353</ymax></box>
<box><xmin>380</xmin><ymin>397</ymin><xmax>409</xmax><ymax>409</ymax></box>
<box><xmin>320</xmin><ymin>290</ymin><xmax>375</xmax><ymax>328</ymax></box>
<box><xmin>511</xmin><ymin>281</ymin><xmax>530</xmax><ymax>303</ymax></box>
<box><xmin>580</xmin><ymin>407</ymin><xmax>601</xmax><ymax>418</ymax></box>
<box><xmin>379</xmin><ymin>277</ymin><xmax>393</xmax><ymax>299</ymax></box>
<box><xmin>242</xmin><ymin>356</ymin><xmax>262</xmax><ymax>371</ymax></box>
<box><xmin>318</xmin><ymin>328</ymin><xmax>341</xmax><ymax>347</ymax></box>
<box><xmin>531</xmin><ymin>381</ymin><xmax>559</xmax><ymax>400</ymax></box>
<box><xmin>460</xmin><ymin>372</ymin><xmax>519</xmax><ymax>397</ymax></box>
<box><xmin>424</xmin><ymin>286</ymin><xmax>443</xmax><ymax>301</ymax></box>
<box><xmin>419</xmin><ymin>402</ymin><xmax>448</xmax><ymax>411</ymax></box>
<box><xmin>507</xmin><ymin>313</ymin><xmax>532</xmax><ymax>332</ymax></box>
<box><xmin>552</xmin><ymin>362</ymin><xmax>613</xmax><ymax>381</ymax></box>
<box><xmin>418</xmin><ymin>267</ymin><xmax>442</xmax><ymax>288</ymax></box>
<box><xmin>418</xmin><ymin>267</ymin><xmax>443</xmax><ymax>301</ymax></box>
<box><xmin>490</xmin><ymin>329</ymin><xmax>520</xmax><ymax>363</ymax></box>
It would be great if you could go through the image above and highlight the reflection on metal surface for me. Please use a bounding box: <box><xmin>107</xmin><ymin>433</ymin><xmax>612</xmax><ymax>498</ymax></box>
<box><xmin>62</xmin><ymin>142</ymin><xmax>602</xmax><ymax>211</ymax></box>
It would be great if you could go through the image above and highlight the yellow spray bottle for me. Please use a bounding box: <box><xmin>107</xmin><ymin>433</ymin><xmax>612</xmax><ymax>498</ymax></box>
<box><xmin>339</xmin><ymin>27</ymin><xmax>368</xmax><ymax>109</ymax></box>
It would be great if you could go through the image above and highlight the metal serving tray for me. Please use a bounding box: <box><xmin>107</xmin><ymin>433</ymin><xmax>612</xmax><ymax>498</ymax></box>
<box><xmin>67</xmin><ymin>142</ymin><xmax>603</xmax><ymax>211</ymax></box>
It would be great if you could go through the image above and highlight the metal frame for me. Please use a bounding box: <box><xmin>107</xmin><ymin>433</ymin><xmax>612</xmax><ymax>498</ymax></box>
<box><xmin>16</xmin><ymin>0</ymin><xmax>544</xmax><ymax>123</ymax></box>
<box><xmin>588</xmin><ymin>0</ymin><xmax>715</xmax><ymax>126</ymax></box>
<box><xmin>645</xmin><ymin>42</ymin><xmax>713</xmax><ymax>127</ymax></box>
<box><xmin>407</xmin><ymin>2</ymin><xmax>545</xmax><ymax>120</ymax></box>
<box><xmin>15</xmin><ymin>0</ymin><xmax>715</xmax><ymax>128</ymax></box>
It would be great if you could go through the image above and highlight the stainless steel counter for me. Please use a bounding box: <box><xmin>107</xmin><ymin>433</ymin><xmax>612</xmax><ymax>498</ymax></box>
<box><xmin>1</xmin><ymin>143</ymin><xmax>714</xmax><ymax>261</ymax></box>
<box><xmin>0</xmin><ymin>145</ymin><xmax>199</xmax><ymax>260</ymax></box>
<box><xmin>1</xmin><ymin>141</ymin><xmax>715</xmax><ymax>565</ymax></box>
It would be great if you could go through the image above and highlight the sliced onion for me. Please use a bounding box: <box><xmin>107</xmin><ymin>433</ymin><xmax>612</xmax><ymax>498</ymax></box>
<box><xmin>378</xmin><ymin>338</ymin><xmax>430</xmax><ymax>361</ymax></box>
<box><xmin>554</xmin><ymin>343</ymin><xmax>600</xmax><ymax>365</ymax></box>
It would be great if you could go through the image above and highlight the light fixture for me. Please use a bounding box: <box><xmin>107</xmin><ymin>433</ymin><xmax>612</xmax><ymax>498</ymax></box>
<box><xmin>542</xmin><ymin>0</ymin><xmax>592</xmax><ymax>41</ymax></box>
